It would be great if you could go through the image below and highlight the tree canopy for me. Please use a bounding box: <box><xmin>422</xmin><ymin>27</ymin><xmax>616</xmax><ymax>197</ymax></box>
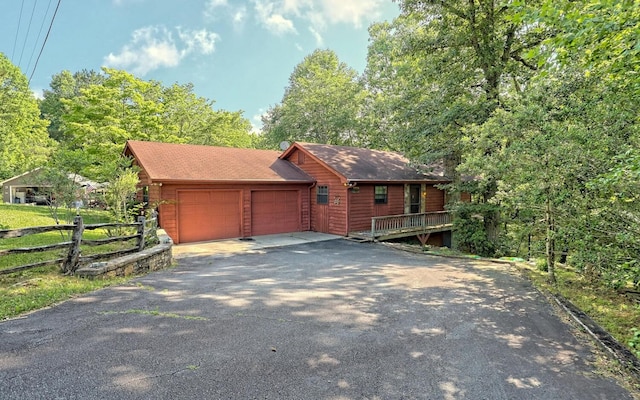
<box><xmin>0</xmin><ymin>53</ymin><xmax>55</xmax><ymax>180</ymax></box>
<box><xmin>260</xmin><ymin>49</ymin><xmax>366</xmax><ymax>148</ymax></box>
<box><xmin>52</xmin><ymin>68</ymin><xmax>255</xmax><ymax>181</ymax></box>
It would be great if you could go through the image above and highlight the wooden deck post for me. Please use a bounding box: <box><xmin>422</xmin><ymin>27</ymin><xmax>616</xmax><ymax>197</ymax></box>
<box><xmin>63</xmin><ymin>216</ymin><xmax>84</xmax><ymax>274</ymax></box>
<box><xmin>371</xmin><ymin>217</ymin><xmax>376</xmax><ymax>239</ymax></box>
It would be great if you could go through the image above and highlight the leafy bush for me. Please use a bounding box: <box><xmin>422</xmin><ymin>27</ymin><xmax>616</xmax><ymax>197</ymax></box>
<box><xmin>452</xmin><ymin>202</ymin><xmax>497</xmax><ymax>257</ymax></box>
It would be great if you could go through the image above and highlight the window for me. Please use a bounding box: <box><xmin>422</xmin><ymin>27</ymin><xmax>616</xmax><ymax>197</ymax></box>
<box><xmin>142</xmin><ymin>186</ymin><xmax>149</xmax><ymax>203</ymax></box>
<box><xmin>374</xmin><ymin>185</ymin><xmax>388</xmax><ymax>204</ymax></box>
<box><xmin>317</xmin><ymin>185</ymin><xmax>329</xmax><ymax>204</ymax></box>
<box><xmin>297</xmin><ymin>152</ymin><xmax>305</xmax><ymax>164</ymax></box>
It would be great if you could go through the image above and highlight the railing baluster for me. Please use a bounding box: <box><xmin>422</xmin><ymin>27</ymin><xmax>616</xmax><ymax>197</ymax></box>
<box><xmin>368</xmin><ymin>211</ymin><xmax>451</xmax><ymax>239</ymax></box>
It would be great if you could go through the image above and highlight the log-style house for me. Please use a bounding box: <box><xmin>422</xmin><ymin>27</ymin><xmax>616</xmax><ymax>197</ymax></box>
<box><xmin>125</xmin><ymin>140</ymin><xmax>456</xmax><ymax>245</ymax></box>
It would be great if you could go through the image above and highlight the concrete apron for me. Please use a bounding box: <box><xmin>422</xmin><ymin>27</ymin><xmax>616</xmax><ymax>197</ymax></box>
<box><xmin>172</xmin><ymin>231</ymin><xmax>342</xmax><ymax>259</ymax></box>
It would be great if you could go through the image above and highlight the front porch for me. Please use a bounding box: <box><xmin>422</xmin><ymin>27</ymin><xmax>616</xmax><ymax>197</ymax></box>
<box><xmin>348</xmin><ymin>211</ymin><xmax>452</xmax><ymax>244</ymax></box>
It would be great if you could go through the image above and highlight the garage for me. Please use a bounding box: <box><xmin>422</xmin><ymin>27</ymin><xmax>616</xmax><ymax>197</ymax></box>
<box><xmin>178</xmin><ymin>190</ymin><xmax>241</xmax><ymax>243</ymax></box>
<box><xmin>251</xmin><ymin>190</ymin><xmax>300</xmax><ymax>236</ymax></box>
<box><xmin>125</xmin><ymin>141</ymin><xmax>314</xmax><ymax>243</ymax></box>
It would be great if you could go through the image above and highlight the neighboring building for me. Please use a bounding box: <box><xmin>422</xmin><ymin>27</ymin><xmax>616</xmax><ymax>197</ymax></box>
<box><xmin>1</xmin><ymin>169</ymin><xmax>50</xmax><ymax>204</ymax></box>
<box><xmin>125</xmin><ymin>140</ymin><xmax>455</xmax><ymax>245</ymax></box>
<box><xmin>1</xmin><ymin>168</ymin><xmax>103</xmax><ymax>205</ymax></box>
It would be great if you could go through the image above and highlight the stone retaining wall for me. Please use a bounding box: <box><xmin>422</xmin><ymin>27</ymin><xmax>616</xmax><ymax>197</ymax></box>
<box><xmin>76</xmin><ymin>230</ymin><xmax>173</xmax><ymax>279</ymax></box>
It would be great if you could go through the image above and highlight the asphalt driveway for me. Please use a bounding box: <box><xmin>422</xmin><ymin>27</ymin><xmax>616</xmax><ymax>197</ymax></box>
<box><xmin>0</xmin><ymin>239</ymin><xmax>633</xmax><ymax>399</ymax></box>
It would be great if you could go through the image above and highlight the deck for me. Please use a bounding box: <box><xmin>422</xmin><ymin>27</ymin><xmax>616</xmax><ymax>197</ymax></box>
<box><xmin>348</xmin><ymin>211</ymin><xmax>452</xmax><ymax>243</ymax></box>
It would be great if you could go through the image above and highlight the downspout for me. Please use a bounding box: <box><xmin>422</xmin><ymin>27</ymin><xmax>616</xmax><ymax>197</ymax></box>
<box><xmin>345</xmin><ymin>180</ymin><xmax>350</xmax><ymax>235</ymax></box>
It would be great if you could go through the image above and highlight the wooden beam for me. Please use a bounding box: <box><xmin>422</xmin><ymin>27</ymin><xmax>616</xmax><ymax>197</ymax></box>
<box><xmin>417</xmin><ymin>233</ymin><xmax>431</xmax><ymax>246</ymax></box>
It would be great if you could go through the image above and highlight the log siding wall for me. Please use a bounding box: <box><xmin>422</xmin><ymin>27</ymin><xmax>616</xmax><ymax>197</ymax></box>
<box><xmin>286</xmin><ymin>148</ymin><xmax>348</xmax><ymax>235</ymax></box>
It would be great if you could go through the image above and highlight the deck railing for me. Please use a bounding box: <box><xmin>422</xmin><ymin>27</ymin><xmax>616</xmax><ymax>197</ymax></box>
<box><xmin>370</xmin><ymin>211</ymin><xmax>451</xmax><ymax>238</ymax></box>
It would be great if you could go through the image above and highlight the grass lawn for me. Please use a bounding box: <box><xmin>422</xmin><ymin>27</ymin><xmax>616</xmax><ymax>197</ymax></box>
<box><xmin>0</xmin><ymin>204</ymin><xmax>132</xmax><ymax>320</ymax></box>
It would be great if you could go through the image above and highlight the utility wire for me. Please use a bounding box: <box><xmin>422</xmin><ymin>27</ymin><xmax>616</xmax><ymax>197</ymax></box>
<box><xmin>18</xmin><ymin>0</ymin><xmax>39</xmax><ymax>68</ymax></box>
<box><xmin>26</xmin><ymin>0</ymin><xmax>54</xmax><ymax>75</ymax></box>
<box><xmin>11</xmin><ymin>0</ymin><xmax>26</xmax><ymax>62</ymax></box>
<box><xmin>29</xmin><ymin>0</ymin><xmax>62</xmax><ymax>85</ymax></box>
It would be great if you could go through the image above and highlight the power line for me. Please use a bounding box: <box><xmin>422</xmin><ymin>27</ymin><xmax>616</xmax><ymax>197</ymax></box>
<box><xmin>11</xmin><ymin>0</ymin><xmax>26</xmax><ymax>62</ymax></box>
<box><xmin>29</xmin><ymin>0</ymin><xmax>62</xmax><ymax>85</ymax></box>
<box><xmin>18</xmin><ymin>0</ymin><xmax>39</xmax><ymax>68</ymax></box>
<box><xmin>26</xmin><ymin>0</ymin><xmax>54</xmax><ymax>75</ymax></box>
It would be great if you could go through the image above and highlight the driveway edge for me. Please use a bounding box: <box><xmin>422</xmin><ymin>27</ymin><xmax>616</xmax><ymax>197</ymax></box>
<box><xmin>383</xmin><ymin>241</ymin><xmax>640</xmax><ymax>388</ymax></box>
<box><xmin>553</xmin><ymin>294</ymin><xmax>640</xmax><ymax>381</ymax></box>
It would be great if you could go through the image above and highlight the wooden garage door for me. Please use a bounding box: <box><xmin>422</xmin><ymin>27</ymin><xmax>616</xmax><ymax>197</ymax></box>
<box><xmin>178</xmin><ymin>190</ymin><xmax>241</xmax><ymax>243</ymax></box>
<box><xmin>251</xmin><ymin>190</ymin><xmax>300</xmax><ymax>236</ymax></box>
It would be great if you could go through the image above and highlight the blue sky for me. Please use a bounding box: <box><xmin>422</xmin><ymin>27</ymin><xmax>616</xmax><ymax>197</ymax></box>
<box><xmin>1</xmin><ymin>0</ymin><xmax>400</xmax><ymax>131</ymax></box>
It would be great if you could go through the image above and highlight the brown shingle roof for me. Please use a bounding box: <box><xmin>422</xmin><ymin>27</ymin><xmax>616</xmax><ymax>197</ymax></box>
<box><xmin>125</xmin><ymin>141</ymin><xmax>313</xmax><ymax>183</ymax></box>
<box><xmin>287</xmin><ymin>142</ymin><xmax>449</xmax><ymax>183</ymax></box>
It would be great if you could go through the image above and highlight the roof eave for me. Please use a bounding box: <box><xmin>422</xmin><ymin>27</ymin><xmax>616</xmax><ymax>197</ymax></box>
<box><xmin>146</xmin><ymin>178</ymin><xmax>315</xmax><ymax>185</ymax></box>
<box><xmin>347</xmin><ymin>178</ymin><xmax>451</xmax><ymax>184</ymax></box>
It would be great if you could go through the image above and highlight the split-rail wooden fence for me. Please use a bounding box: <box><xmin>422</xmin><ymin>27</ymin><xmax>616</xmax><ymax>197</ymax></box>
<box><xmin>0</xmin><ymin>216</ymin><xmax>158</xmax><ymax>275</ymax></box>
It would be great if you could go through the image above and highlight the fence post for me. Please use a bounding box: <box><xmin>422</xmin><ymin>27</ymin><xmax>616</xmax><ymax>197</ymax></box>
<box><xmin>137</xmin><ymin>216</ymin><xmax>146</xmax><ymax>251</ymax></box>
<box><xmin>63</xmin><ymin>216</ymin><xmax>84</xmax><ymax>274</ymax></box>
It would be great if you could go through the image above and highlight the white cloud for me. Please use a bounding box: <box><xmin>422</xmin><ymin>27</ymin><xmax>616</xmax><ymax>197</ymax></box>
<box><xmin>233</xmin><ymin>6</ymin><xmax>247</xmax><ymax>30</ymax></box>
<box><xmin>31</xmin><ymin>88</ymin><xmax>44</xmax><ymax>100</ymax></box>
<box><xmin>205</xmin><ymin>0</ymin><xmax>247</xmax><ymax>32</ymax></box>
<box><xmin>251</xmin><ymin>109</ymin><xmax>268</xmax><ymax>134</ymax></box>
<box><xmin>319</xmin><ymin>0</ymin><xmax>384</xmax><ymax>28</ymax></box>
<box><xmin>204</xmin><ymin>0</ymin><xmax>228</xmax><ymax>20</ymax></box>
<box><xmin>247</xmin><ymin>0</ymin><xmax>386</xmax><ymax>43</ymax></box>
<box><xmin>104</xmin><ymin>26</ymin><xmax>219</xmax><ymax>76</ymax></box>
<box><xmin>178</xmin><ymin>28</ymin><xmax>219</xmax><ymax>55</ymax></box>
<box><xmin>308</xmin><ymin>26</ymin><xmax>323</xmax><ymax>47</ymax></box>
<box><xmin>281</xmin><ymin>0</ymin><xmax>313</xmax><ymax>15</ymax></box>
<box><xmin>253</xmin><ymin>0</ymin><xmax>297</xmax><ymax>35</ymax></box>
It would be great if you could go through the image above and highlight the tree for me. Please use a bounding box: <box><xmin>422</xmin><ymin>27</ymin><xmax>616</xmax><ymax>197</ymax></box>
<box><xmin>103</xmin><ymin>169</ymin><xmax>141</xmax><ymax>225</ymax></box>
<box><xmin>57</xmin><ymin>68</ymin><xmax>254</xmax><ymax>181</ymax></box>
<box><xmin>0</xmin><ymin>53</ymin><xmax>55</xmax><ymax>180</ymax></box>
<box><xmin>363</xmin><ymin>1</ymin><xmax>548</xmax><ymax>249</ymax></box>
<box><xmin>33</xmin><ymin>167</ymin><xmax>82</xmax><ymax>229</ymax></box>
<box><xmin>461</xmin><ymin>64</ymin><xmax>639</xmax><ymax>282</ymax></box>
<box><xmin>536</xmin><ymin>0</ymin><xmax>639</xmax><ymax>89</ymax></box>
<box><xmin>161</xmin><ymin>83</ymin><xmax>253</xmax><ymax>147</ymax></box>
<box><xmin>39</xmin><ymin>69</ymin><xmax>105</xmax><ymax>142</ymax></box>
<box><xmin>261</xmin><ymin>49</ymin><xmax>366</xmax><ymax>147</ymax></box>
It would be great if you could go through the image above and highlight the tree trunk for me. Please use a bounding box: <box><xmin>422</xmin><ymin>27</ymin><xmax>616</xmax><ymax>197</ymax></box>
<box><xmin>482</xmin><ymin>178</ymin><xmax>500</xmax><ymax>249</ymax></box>
<box><xmin>444</xmin><ymin>151</ymin><xmax>461</xmax><ymax>250</ymax></box>
<box><xmin>545</xmin><ymin>198</ymin><xmax>557</xmax><ymax>284</ymax></box>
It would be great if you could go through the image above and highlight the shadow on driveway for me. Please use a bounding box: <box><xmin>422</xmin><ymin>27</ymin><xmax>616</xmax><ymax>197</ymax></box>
<box><xmin>0</xmin><ymin>239</ymin><xmax>633</xmax><ymax>399</ymax></box>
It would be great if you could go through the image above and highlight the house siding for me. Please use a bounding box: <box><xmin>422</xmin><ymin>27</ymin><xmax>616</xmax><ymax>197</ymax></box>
<box><xmin>348</xmin><ymin>184</ymin><xmax>405</xmax><ymax>233</ymax></box>
<box><xmin>285</xmin><ymin>148</ymin><xmax>348</xmax><ymax>235</ymax></box>
<box><xmin>425</xmin><ymin>185</ymin><xmax>445</xmax><ymax>212</ymax></box>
